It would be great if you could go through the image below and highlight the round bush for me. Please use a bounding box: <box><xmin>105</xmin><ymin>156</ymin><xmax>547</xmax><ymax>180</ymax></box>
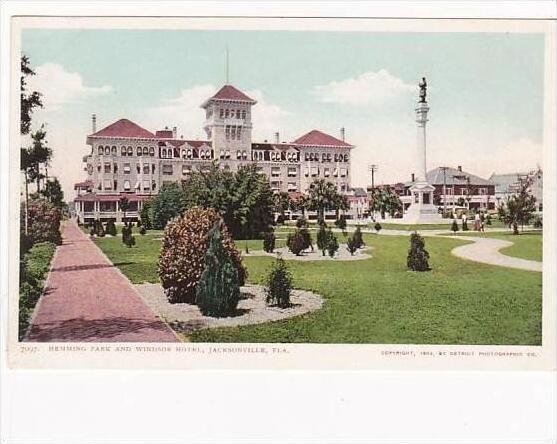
<box><xmin>158</xmin><ymin>207</ymin><xmax>246</xmax><ymax>304</ymax></box>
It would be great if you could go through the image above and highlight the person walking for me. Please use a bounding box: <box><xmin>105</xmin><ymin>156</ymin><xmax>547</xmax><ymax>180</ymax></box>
<box><xmin>462</xmin><ymin>212</ymin><xmax>468</xmax><ymax>231</ymax></box>
<box><xmin>474</xmin><ymin>211</ymin><xmax>481</xmax><ymax>231</ymax></box>
<box><xmin>480</xmin><ymin>211</ymin><xmax>486</xmax><ymax>232</ymax></box>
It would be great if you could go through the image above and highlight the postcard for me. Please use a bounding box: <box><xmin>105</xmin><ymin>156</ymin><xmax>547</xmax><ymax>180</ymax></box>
<box><xmin>6</xmin><ymin>16</ymin><xmax>556</xmax><ymax>370</ymax></box>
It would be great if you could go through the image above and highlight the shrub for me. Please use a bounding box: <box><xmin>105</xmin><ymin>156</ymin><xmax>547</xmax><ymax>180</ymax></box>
<box><xmin>296</xmin><ymin>217</ymin><xmax>307</xmax><ymax>228</ymax></box>
<box><xmin>139</xmin><ymin>199</ymin><xmax>153</xmax><ymax>230</ymax></box>
<box><xmin>486</xmin><ymin>214</ymin><xmax>492</xmax><ymax>226</ymax></box>
<box><xmin>92</xmin><ymin>219</ymin><xmax>105</xmax><ymax>237</ymax></box>
<box><xmin>195</xmin><ymin>224</ymin><xmax>241</xmax><ymax>317</ymax></box>
<box><xmin>122</xmin><ymin>223</ymin><xmax>135</xmax><ymax>247</ymax></box>
<box><xmin>105</xmin><ymin>219</ymin><xmax>117</xmax><ymax>236</ymax></box>
<box><xmin>286</xmin><ymin>230</ymin><xmax>305</xmax><ymax>256</ymax></box>
<box><xmin>21</xmin><ymin>198</ymin><xmax>62</xmax><ymax>250</ymax></box>
<box><xmin>316</xmin><ymin>224</ymin><xmax>329</xmax><ymax>256</ymax></box>
<box><xmin>139</xmin><ymin>226</ymin><xmax>147</xmax><ymax>235</ymax></box>
<box><xmin>158</xmin><ymin>207</ymin><xmax>246</xmax><ymax>304</ymax></box>
<box><xmin>374</xmin><ymin>222</ymin><xmax>382</xmax><ymax>232</ymax></box>
<box><xmin>407</xmin><ymin>232</ymin><xmax>430</xmax><ymax>271</ymax></box>
<box><xmin>276</xmin><ymin>214</ymin><xmax>286</xmax><ymax>225</ymax></box>
<box><xmin>263</xmin><ymin>231</ymin><xmax>276</xmax><ymax>253</ymax></box>
<box><xmin>346</xmin><ymin>236</ymin><xmax>358</xmax><ymax>256</ymax></box>
<box><xmin>327</xmin><ymin>230</ymin><xmax>339</xmax><ymax>258</ymax></box>
<box><xmin>451</xmin><ymin>219</ymin><xmax>459</xmax><ymax>233</ymax></box>
<box><xmin>151</xmin><ymin>182</ymin><xmax>187</xmax><ymax>230</ymax></box>
<box><xmin>334</xmin><ymin>215</ymin><xmax>347</xmax><ymax>231</ymax></box>
<box><xmin>265</xmin><ymin>257</ymin><xmax>292</xmax><ymax>308</ymax></box>
<box><xmin>532</xmin><ymin>214</ymin><xmax>543</xmax><ymax>228</ymax></box>
<box><xmin>353</xmin><ymin>226</ymin><xmax>364</xmax><ymax>248</ymax></box>
<box><xmin>299</xmin><ymin>227</ymin><xmax>313</xmax><ymax>251</ymax></box>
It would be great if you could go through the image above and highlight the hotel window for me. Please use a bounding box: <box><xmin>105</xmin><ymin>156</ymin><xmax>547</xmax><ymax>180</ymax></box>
<box><xmin>242</xmin><ymin>150</ymin><xmax>247</xmax><ymax>160</ymax></box>
<box><xmin>305</xmin><ymin>153</ymin><xmax>309</xmax><ymax>161</ymax></box>
<box><xmin>104</xmin><ymin>162</ymin><xmax>111</xmax><ymax>173</ymax></box>
<box><xmin>237</xmin><ymin>150</ymin><xmax>242</xmax><ymax>160</ymax></box>
<box><xmin>137</xmin><ymin>147</ymin><xmax>142</xmax><ymax>156</ymax></box>
<box><xmin>127</xmin><ymin>146</ymin><xmax>133</xmax><ymax>155</ymax></box>
<box><xmin>152</xmin><ymin>164</ymin><xmax>155</xmax><ymax>174</ymax></box>
<box><xmin>187</xmin><ymin>149</ymin><xmax>192</xmax><ymax>159</ymax></box>
<box><xmin>111</xmin><ymin>146</ymin><xmax>117</xmax><ymax>155</ymax></box>
<box><xmin>304</xmin><ymin>167</ymin><xmax>309</xmax><ymax>177</ymax></box>
<box><xmin>287</xmin><ymin>167</ymin><xmax>297</xmax><ymax>177</ymax></box>
<box><xmin>225</xmin><ymin>125</ymin><xmax>231</xmax><ymax>140</ymax></box>
<box><xmin>309</xmin><ymin>153</ymin><xmax>314</xmax><ymax>161</ymax></box>
<box><xmin>113</xmin><ymin>163</ymin><xmax>118</xmax><ymax>173</ymax></box>
<box><xmin>324</xmin><ymin>168</ymin><xmax>330</xmax><ymax>177</ymax></box>
<box><xmin>181</xmin><ymin>149</ymin><xmax>187</xmax><ymax>158</ymax></box>
<box><xmin>322</xmin><ymin>153</ymin><xmax>327</xmax><ymax>162</ymax></box>
<box><xmin>152</xmin><ymin>180</ymin><xmax>157</xmax><ymax>190</ymax></box>
<box><xmin>124</xmin><ymin>180</ymin><xmax>131</xmax><ymax>191</ymax></box>
<box><xmin>220</xmin><ymin>109</ymin><xmax>224</xmax><ymax>118</ymax></box>
<box><xmin>340</xmin><ymin>168</ymin><xmax>347</xmax><ymax>177</ymax></box>
<box><xmin>103</xmin><ymin>179</ymin><xmax>112</xmax><ymax>190</ymax></box>
<box><xmin>162</xmin><ymin>164</ymin><xmax>173</xmax><ymax>175</ymax></box>
<box><xmin>288</xmin><ymin>182</ymin><xmax>297</xmax><ymax>192</ymax></box>
<box><xmin>237</xmin><ymin>127</ymin><xmax>242</xmax><ymax>140</ymax></box>
<box><xmin>460</xmin><ymin>189</ymin><xmax>467</xmax><ymax>195</ymax></box>
<box><xmin>162</xmin><ymin>148</ymin><xmax>167</xmax><ymax>158</ymax></box>
<box><xmin>236</xmin><ymin>110</ymin><xmax>241</xmax><ymax>119</ymax></box>
<box><xmin>98</xmin><ymin>146</ymin><xmax>104</xmax><ymax>155</ymax></box>
<box><xmin>241</xmin><ymin>110</ymin><xmax>246</xmax><ymax>119</ymax></box>
<box><xmin>271</xmin><ymin>181</ymin><xmax>281</xmax><ymax>189</ymax></box>
<box><xmin>220</xmin><ymin>150</ymin><xmax>225</xmax><ymax>159</ymax></box>
<box><xmin>121</xmin><ymin>146</ymin><xmax>127</xmax><ymax>156</ymax></box>
<box><xmin>311</xmin><ymin>167</ymin><xmax>318</xmax><ymax>176</ymax></box>
<box><xmin>333</xmin><ymin>168</ymin><xmax>339</xmax><ymax>177</ymax></box>
<box><xmin>113</xmin><ymin>180</ymin><xmax>118</xmax><ymax>190</ymax></box>
<box><xmin>271</xmin><ymin>167</ymin><xmax>281</xmax><ymax>177</ymax></box>
<box><xmin>182</xmin><ymin>165</ymin><xmax>191</xmax><ymax>175</ymax></box>
<box><xmin>123</xmin><ymin>163</ymin><xmax>131</xmax><ymax>174</ymax></box>
<box><xmin>136</xmin><ymin>164</ymin><xmax>141</xmax><ymax>173</ymax></box>
<box><xmin>344</xmin><ymin>154</ymin><xmax>349</xmax><ymax>162</ymax></box>
<box><xmin>225</xmin><ymin>150</ymin><xmax>230</xmax><ymax>159</ymax></box>
<box><xmin>231</xmin><ymin>126</ymin><xmax>236</xmax><ymax>140</ymax></box>
<box><xmin>326</xmin><ymin>153</ymin><xmax>332</xmax><ymax>162</ymax></box>
<box><xmin>143</xmin><ymin>147</ymin><xmax>148</xmax><ymax>156</ymax></box>
<box><xmin>334</xmin><ymin>154</ymin><xmax>339</xmax><ymax>162</ymax></box>
<box><xmin>225</xmin><ymin>109</ymin><xmax>230</xmax><ymax>118</ymax></box>
<box><xmin>478</xmin><ymin>188</ymin><xmax>487</xmax><ymax>195</ymax></box>
<box><xmin>143</xmin><ymin>163</ymin><xmax>149</xmax><ymax>174</ymax></box>
<box><xmin>149</xmin><ymin>147</ymin><xmax>155</xmax><ymax>156</ymax></box>
<box><xmin>446</xmin><ymin>188</ymin><xmax>454</xmax><ymax>195</ymax></box>
<box><xmin>142</xmin><ymin>180</ymin><xmax>150</xmax><ymax>191</ymax></box>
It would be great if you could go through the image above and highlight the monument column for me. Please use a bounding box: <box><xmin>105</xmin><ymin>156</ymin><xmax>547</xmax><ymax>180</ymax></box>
<box><xmin>403</xmin><ymin>77</ymin><xmax>443</xmax><ymax>224</ymax></box>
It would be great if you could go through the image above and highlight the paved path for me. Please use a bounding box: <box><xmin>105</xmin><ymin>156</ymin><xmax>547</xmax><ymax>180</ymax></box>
<box><xmin>449</xmin><ymin>236</ymin><xmax>542</xmax><ymax>272</ymax></box>
<box><xmin>25</xmin><ymin>221</ymin><xmax>179</xmax><ymax>342</ymax></box>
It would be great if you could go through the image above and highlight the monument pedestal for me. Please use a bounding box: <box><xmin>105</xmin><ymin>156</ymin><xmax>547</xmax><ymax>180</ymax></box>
<box><xmin>403</xmin><ymin>181</ymin><xmax>443</xmax><ymax>224</ymax></box>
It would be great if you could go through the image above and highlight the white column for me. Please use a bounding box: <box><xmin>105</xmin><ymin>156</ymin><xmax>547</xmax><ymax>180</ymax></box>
<box><xmin>415</xmin><ymin>102</ymin><xmax>429</xmax><ymax>182</ymax></box>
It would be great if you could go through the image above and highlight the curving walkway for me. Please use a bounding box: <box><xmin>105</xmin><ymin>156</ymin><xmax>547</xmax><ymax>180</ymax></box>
<box><xmin>449</xmin><ymin>236</ymin><xmax>542</xmax><ymax>272</ymax></box>
<box><xmin>25</xmin><ymin>221</ymin><xmax>180</xmax><ymax>342</ymax></box>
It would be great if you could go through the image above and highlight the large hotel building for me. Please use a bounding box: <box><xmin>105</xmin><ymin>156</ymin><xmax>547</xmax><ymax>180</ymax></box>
<box><xmin>74</xmin><ymin>84</ymin><xmax>353</xmax><ymax>222</ymax></box>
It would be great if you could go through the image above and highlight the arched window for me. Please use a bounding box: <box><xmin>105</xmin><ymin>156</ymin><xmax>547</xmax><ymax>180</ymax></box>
<box><xmin>237</xmin><ymin>150</ymin><xmax>241</xmax><ymax>160</ymax></box>
<box><xmin>187</xmin><ymin>149</ymin><xmax>192</xmax><ymax>158</ymax></box>
<box><xmin>259</xmin><ymin>152</ymin><xmax>263</xmax><ymax>161</ymax></box>
<box><xmin>143</xmin><ymin>147</ymin><xmax>148</xmax><ymax>155</ymax></box>
<box><xmin>137</xmin><ymin>147</ymin><xmax>142</xmax><ymax>156</ymax></box>
<box><xmin>242</xmin><ymin>151</ymin><xmax>247</xmax><ymax>160</ymax></box>
<box><xmin>149</xmin><ymin>147</ymin><xmax>155</xmax><ymax>156</ymax></box>
<box><xmin>98</xmin><ymin>146</ymin><xmax>104</xmax><ymax>155</ymax></box>
<box><xmin>225</xmin><ymin>150</ymin><xmax>230</xmax><ymax>159</ymax></box>
<box><xmin>121</xmin><ymin>146</ymin><xmax>127</xmax><ymax>156</ymax></box>
<box><xmin>162</xmin><ymin>148</ymin><xmax>167</xmax><ymax>158</ymax></box>
<box><xmin>241</xmin><ymin>110</ymin><xmax>246</xmax><ymax>119</ymax></box>
<box><xmin>344</xmin><ymin>154</ymin><xmax>349</xmax><ymax>162</ymax></box>
<box><xmin>206</xmin><ymin>150</ymin><xmax>211</xmax><ymax>159</ymax></box>
<box><xmin>127</xmin><ymin>146</ymin><xmax>133</xmax><ymax>155</ymax></box>
<box><xmin>236</xmin><ymin>110</ymin><xmax>241</xmax><ymax>119</ymax></box>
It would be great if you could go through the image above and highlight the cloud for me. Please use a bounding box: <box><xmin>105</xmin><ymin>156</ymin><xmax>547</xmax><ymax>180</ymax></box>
<box><xmin>143</xmin><ymin>85</ymin><xmax>293</xmax><ymax>141</ymax></box>
<box><xmin>27</xmin><ymin>63</ymin><xmax>111</xmax><ymax>110</ymax></box>
<box><xmin>312</xmin><ymin>69</ymin><xmax>415</xmax><ymax>106</ymax></box>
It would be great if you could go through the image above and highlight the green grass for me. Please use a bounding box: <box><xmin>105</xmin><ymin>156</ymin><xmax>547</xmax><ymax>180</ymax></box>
<box><xmin>450</xmin><ymin>230</ymin><xmax>542</xmax><ymax>262</ymax></box>
<box><xmin>93</xmin><ymin>232</ymin><xmax>542</xmax><ymax>345</ymax></box>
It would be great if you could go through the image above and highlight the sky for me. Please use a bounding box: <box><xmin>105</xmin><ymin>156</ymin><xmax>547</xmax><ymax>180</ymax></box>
<box><xmin>21</xmin><ymin>28</ymin><xmax>544</xmax><ymax>199</ymax></box>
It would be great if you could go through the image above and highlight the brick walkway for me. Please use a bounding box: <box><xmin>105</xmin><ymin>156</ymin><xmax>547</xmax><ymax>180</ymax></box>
<box><xmin>25</xmin><ymin>221</ymin><xmax>179</xmax><ymax>342</ymax></box>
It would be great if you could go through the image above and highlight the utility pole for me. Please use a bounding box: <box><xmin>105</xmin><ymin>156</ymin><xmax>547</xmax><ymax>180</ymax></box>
<box><xmin>440</xmin><ymin>166</ymin><xmax>449</xmax><ymax>216</ymax></box>
<box><xmin>368</xmin><ymin>164</ymin><xmax>378</xmax><ymax>220</ymax></box>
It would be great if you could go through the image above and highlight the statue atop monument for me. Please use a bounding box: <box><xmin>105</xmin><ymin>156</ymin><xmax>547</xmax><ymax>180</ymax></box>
<box><xmin>418</xmin><ymin>77</ymin><xmax>427</xmax><ymax>103</ymax></box>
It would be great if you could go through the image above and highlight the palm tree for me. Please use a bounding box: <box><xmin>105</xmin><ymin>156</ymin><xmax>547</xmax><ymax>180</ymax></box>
<box><xmin>307</xmin><ymin>179</ymin><xmax>348</xmax><ymax>224</ymax></box>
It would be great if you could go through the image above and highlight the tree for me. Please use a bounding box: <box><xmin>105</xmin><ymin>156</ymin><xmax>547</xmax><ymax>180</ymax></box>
<box><xmin>316</xmin><ymin>224</ymin><xmax>330</xmax><ymax>256</ymax></box>
<box><xmin>263</xmin><ymin>231</ymin><xmax>276</xmax><ymax>253</ymax></box>
<box><xmin>273</xmin><ymin>191</ymin><xmax>292</xmax><ymax>220</ymax></box>
<box><xmin>498</xmin><ymin>176</ymin><xmax>537</xmax><ymax>234</ymax></box>
<box><xmin>195</xmin><ymin>224</ymin><xmax>241</xmax><ymax>317</ymax></box>
<box><xmin>326</xmin><ymin>229</ymin><xmax>339</xmax><ymax>258</ymax></box>
<box><xmin>182</xmin><ymin>164</ymin><xmax>274</xmax><ymax>239</ymax></box>
<box><xmin>407</xmin><ymin>232</ymin><xmax>430</xmax><ymax>271</ymax></box>
<box><xmin>139</xmin><ymin>198</ymin><xmax>153</xmax><ymax>229</ymax></box>
<box><xmin>306</xmin><ymin>179</ymin><xmax>348</xmax><ymax>225</ymax></box>
<box><xmin>40</xmin><ymin>177</ymin><xmax>65</xmax><ymax>209</ymax></box>
<box><xmin>150</xmin><ymin>182</ymin><xmax>186</xmax><ymax>229</ymax></box>
<box><xmin>118</xmin><ymin>196</ymin><xmax>130</xmax><ymax>224</ymax></box>
<box><xmin>335</xmin><ymin>215</ymin><xmax>347</xmax><ymax>232</ymax></box>
<box><xmin>20</xmin><ymin>55</ymin><xmax>43</xmax><ymax>136</ymax></box>
<box><xmin>369</xmin><ymin>186</ymin><xmax>403</xmax><ymax>219</ymax></box>
<box><xmin>265</xmin><ymin>257</ymin><xmax>292</xmax><ymax>308</ymax></box>
<box><xmin>22</xmin><ymin>126</ymin><xmax>52</xmax><ymax>193</ymax></box>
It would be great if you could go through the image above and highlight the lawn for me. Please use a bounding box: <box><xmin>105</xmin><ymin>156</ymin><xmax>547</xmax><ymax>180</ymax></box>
<box><xmin>450</xmin><ymin>230</ymin><xmax>542</xmax><ymax>262</ymax></box>
<box><xmin>93</xmin><ymin>232</ymin><xmax>542</xmax><ymax>345</ymax></box>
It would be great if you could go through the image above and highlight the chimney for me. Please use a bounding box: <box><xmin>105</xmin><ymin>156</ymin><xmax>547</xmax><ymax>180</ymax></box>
<box><xmin>92</xmin><ymin>114</ymin><xmax>97</xmax><ymax>133</ymax></box>
<box><xmin>411</xmin><ymin>173</ymin><xmax>415</xmax><ymax>182</ymax></box>
<box><xmin>340</xmin><ymin>127</ymin><xmax>345</xmax><ymax>142</ymax></box>
<box><xmin>457</xmin><ymin>165</ymin><xmax>462</xmax><ymax>172</ymax></box>
<box><xmin>274</xmin><ymin>132</ymin><xmax>280</xmax><ymax>144</ymax></box>
<box><xmin>172</xmin><ymin>126</ymin><xmax>177</xmax><ymax>139</ymax></box>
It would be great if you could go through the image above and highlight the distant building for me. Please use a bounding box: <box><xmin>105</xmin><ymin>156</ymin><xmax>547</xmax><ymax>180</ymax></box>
<box><xmin>489</xmin><ymin>169</ymin><xmax>543</xmax><ymax>212</ymax></box>
<box><xmin>74</xmin><ymin>84</ymin><xmax>354</xmax><ymax>223</ymax></box>
<box><xmin>394</xmin><ymin>166</ymin><xmax>495</xmax><ymax>212</ymax></box>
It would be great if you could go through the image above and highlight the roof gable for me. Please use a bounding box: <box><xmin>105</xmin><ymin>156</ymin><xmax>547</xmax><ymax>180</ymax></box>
<box><xmin>91</xmin><ymin>119</ymin><xmax>155</xmax><ymax>139</ymax></box>
<box><xmin>209</xmin><ymin>84</ymin><xmax>256</xmax><ymax>103</ymax></box>
<box><xmin>293</xmin><ymin>130</ymin><xmax>352</xmax><ymax>147</ymax></box>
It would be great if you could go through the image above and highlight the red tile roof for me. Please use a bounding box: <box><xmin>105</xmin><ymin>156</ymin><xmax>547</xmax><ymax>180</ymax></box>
<box><xmin>293</xmin><ymin>130</ymin><xmax>352</xmax><ymax>147</ymax></box>
<box><xmin>91</xmin><ymin>119</ymin><xmax>155</xmax><ymax>139</ymax></box>
<box><xmin>155</xmin><ymin>130</ymin><xmax>173</xmax><ymax>138</ymax></box>
<box><xmin>208</xmin><ymin>84</ymin><xmax>256</xmax><ymax>103</ymax></box>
